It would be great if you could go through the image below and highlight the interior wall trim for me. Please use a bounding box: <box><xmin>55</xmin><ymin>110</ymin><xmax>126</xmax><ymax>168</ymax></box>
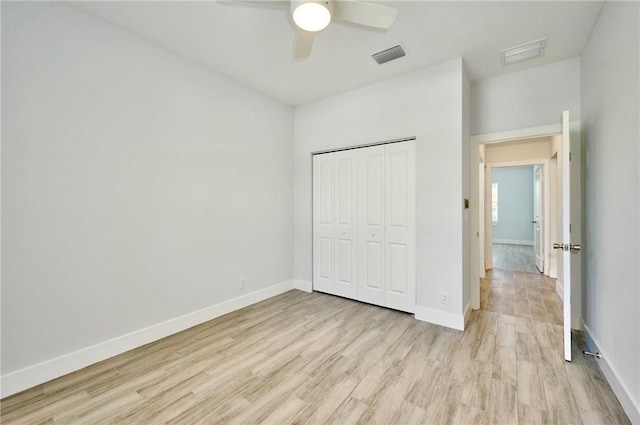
<box><xmin>311</xmin><ymin>136</ymin><xmax>416</xmax><ymax>156</ymax></box>
<box><xmin>415</xmin><ymin>305</ymin><xmax>465</xmax><ymax>331</ymax></box>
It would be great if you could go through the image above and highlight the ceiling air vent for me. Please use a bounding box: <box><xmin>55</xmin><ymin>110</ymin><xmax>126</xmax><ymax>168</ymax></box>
<box><xmin>500</xmin><ymin>38</ymin><xmax>547</xmax><ymax>65</ymax></box>
<box><xmin>372</xmin><ymin>45</ymin><xmax>406</xmax><ymax>65</ymax></box>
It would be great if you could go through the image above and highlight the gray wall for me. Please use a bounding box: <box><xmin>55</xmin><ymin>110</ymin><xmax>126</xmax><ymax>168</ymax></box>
<box><xmin>581</xmin><ymin>1</ymin><xmax>640</xmax><ymax>416</ymax></box>
<box><xmin>492</xmin><ymin>166</ymin><xmax>534</xmax><ymax>244</ymax></box>
<box><xmin>2</xmin><ymin>2</ymin><xmax>294</xmax><ymax>374</ymax></box>
<box><xmin>471</xmin><ymin>57</ymin><xmax>580</xmax><ymax>135</ymax></box>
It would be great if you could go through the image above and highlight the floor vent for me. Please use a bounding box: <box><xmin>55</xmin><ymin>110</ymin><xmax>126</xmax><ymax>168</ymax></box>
<box><xmin>372</xmin><ymin>45</ymin><xmax>406</xmax><ymax>64</ymax></box>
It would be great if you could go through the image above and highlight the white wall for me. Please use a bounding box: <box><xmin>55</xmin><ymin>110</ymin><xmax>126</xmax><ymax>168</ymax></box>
<box><xmin>471</xmin><ymin>57</ymin><xmax>580</xmax><ymax>135</ymax></box>
<box><xmin>1</xmin><ymin>1</ymin><xmax>293</xmax><ymax>382</ymax></box>
<box><xmin>294</xmin><ymin>59</ymin><xmax>468</xmax><ymax>329</ymax></box>
<box><xmin>581</xmin><ymin>1</ymin><xmax>640</xmax><ymax>421</ymax></box>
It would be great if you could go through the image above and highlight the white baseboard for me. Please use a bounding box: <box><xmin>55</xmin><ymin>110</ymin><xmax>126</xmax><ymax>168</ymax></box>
<box><xmin>549</xmin><ymin>267</ymin><xmax>558</xmax><ymax>279</ymax></box>
<box><xmin>294</xmin><ymin>279</ymin><xmax>313</xmax><ymax>293</ymax></box>
<box><xmin>464</xmin><ymin>301</ymin><xmax>473</xmax><ymax>329</ymax></box>
<box><xmin>493</xmin><ymin>239</ymin><xmax>534</xmax><ymax>246</ymax></box>
<box><xmin>556</xmin><ymin>279</ymin><xmax>564</xmax><ymax>301</ymax></box>
<box><xmin>581</xmin><ymin>320</ymin><xmax>640</xmax><ymax>424</ymax></box>
<box><xmin>0</xmin><ymin>280</ymin><xmax>296</xmax><ymax>398</ymax></box>
<box><xmin>415</xmin><ymin>305</ymin><xmax>465</xmax><ymax>331</ymax></box>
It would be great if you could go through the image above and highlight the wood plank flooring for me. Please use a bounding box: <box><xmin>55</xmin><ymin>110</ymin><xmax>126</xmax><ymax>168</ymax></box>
<box><xmin>1</xmin><ymin>288</ymin><xmax>630</xmax><ymax>424</ymax></box>
<box><xmin>481</xmin><ymin>268</ymin><xmax>563</xmax><ymax>325</ymax></box>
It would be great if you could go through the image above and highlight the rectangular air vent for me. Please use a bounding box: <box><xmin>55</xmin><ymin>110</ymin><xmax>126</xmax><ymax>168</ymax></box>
<box><xmin>500</xmin><ymin>38</ymin><xmax>547</xmax><ymax>65</ymax></box>
<box><xmin>372</xmin><ymin>45</ymin><xmax>406</xmax><ymax>65</ymax></box>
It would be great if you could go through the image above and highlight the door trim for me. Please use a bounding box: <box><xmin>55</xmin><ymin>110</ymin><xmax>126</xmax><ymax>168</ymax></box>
<box><xmin>311</xmin><ymin>136</ymin><xmax>416</xmax><ymax>156</ymax></box>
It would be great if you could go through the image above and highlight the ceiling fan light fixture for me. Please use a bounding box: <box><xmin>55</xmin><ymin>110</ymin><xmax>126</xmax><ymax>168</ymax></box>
<box><xmin>292</xmin><ymin>1</ymin><xmax>331</xmax><ymax>32</ymax></box>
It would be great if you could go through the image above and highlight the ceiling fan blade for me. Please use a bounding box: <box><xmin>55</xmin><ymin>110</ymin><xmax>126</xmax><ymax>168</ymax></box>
<box><xmin>333</xmin><ymin>0</ymin><xmax>398</xmax><ymax>29</ymax></box>
<box><xmin>294</xmin><ymin>29</ymin><xmax>315</xmax><ymax>59</ymax></box>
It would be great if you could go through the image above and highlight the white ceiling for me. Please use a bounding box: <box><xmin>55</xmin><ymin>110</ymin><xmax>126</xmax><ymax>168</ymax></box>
<box><xmin>70</xmin><ymin>1</ymin><xmax>603</xmax><ymax>105</ymax></box>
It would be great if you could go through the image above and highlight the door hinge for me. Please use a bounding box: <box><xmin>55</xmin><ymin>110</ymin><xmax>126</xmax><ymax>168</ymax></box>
<box><xmin>569</xmin><ymin>152</ymin><xmax>572</xmax><ymax>162</ymax></box>
<box><xmin>570</xmin><ymin>224</ymin><xmax>572</xmax><ymax>233</ymax></box>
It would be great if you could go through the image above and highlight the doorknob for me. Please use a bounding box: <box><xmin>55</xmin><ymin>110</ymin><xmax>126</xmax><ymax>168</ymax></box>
<box><xmin>553</xmin><ymin>243</ymin><xmax>581</xmax><ymax>252</ymax></box>
<box><xmin>532</xmin><ymin>220</ymin><xmax>537</xmax><ymax>224</ymax></box>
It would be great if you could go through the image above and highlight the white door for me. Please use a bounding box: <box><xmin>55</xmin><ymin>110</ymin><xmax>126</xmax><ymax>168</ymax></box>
<box><xmin>312</xmin><ymin>150</ymin><xmax>358</xmax><ymax>298</ymax></box>
<box><xmin>383</xmin><ymin>142</ymin><xmax>416</xmax><ymax>312</ymax></box>
<box><xmin>333</xmin><ymin>149</ymin><xmax>359</xmax><ymax>299</ymax></box>
<box><xmin>555</xmin><ymin>110</ymin><xmax>579</xmax><ymax>362</ymax></box>
<box><xmin>358</xmin><ymin>142</ymin><xmax>415</xmax><ymax>312</ymax></box>
<box><xmin>313</xmin><ymin>154</ymin><xmax>335</xmax><ymax>294</ymax></box>
<box><xmin>533</xmin><ymin>165</ymin><xmax>544</xmax><ymax>272</ymax></box>
<box><xmin>358</xmin><ymin>145</ymin><xmax>386</xmax><ymax>307</ymax></box>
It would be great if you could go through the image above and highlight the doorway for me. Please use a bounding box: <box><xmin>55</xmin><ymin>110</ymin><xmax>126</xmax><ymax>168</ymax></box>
<box><xmin>470</xmin><ymin>115</ymin><xmax>582</xmax><ymax>362</ymax></box>
<box><xmin>479</xmin><ymin>140</ymin><xmax>562</xmax><ymax>325</ymax></box>
<box><xmin>489</xmin><ymin>164</ymin><xmax>539</xmax><ymax>274</ymax></box>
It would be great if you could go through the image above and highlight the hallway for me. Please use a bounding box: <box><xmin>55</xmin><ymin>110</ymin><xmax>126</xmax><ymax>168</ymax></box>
<box><xmin>481</xmin><ymin>268</ymin><xmax>562</xmax><ymax>326</ymax></box>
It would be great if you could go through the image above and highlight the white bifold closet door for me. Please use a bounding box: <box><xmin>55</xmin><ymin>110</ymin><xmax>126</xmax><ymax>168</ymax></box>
<box><xmin>312</xmin><ymin>149</ymin><xmax>359</xmax><ymax>299</ymax></box>
<box><xmin>312</xmin><ymin>141</ymin><xmax>415</xmax><ymax>313</ymax></box>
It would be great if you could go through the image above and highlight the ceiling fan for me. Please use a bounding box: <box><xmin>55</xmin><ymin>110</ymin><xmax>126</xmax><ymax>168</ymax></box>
<box><xmin>226</xmin><ymin>0</ymin><xmax>398</xmax><ymax>59</ymax></box>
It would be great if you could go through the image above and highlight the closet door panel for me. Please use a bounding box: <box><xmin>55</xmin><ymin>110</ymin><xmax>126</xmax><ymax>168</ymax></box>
<box><xmin>358</xmin><ymin>145</ymin><xmax>385</xmax><ymax>306</ymax></box>
<box><xmin>388</xmin><ymin>243</ymin><xmax>408</xmax><ymax>294</ymax></box>
<box><xmin>384</xmin><ymin>142</ymin><xmax>416</xmax><ymax>313</ymax></box>
<box><xmin>318</xmin><ymin>237</ymin><xmax>333</xmax><ymax>281</ymax></box>
<box><xmin>364</xmin><ymin>241</ymin><xmax>383</xmax><ymax>289</ymax></box>
<box><xmin>333</xmin><ymin>150</ymin><xmax>358</xmax><ymax>298</ymax></box>
<box><xmin>313</xmin><ymin>154</ymin><xmax>335</xmax><ymax>293</ymax></box>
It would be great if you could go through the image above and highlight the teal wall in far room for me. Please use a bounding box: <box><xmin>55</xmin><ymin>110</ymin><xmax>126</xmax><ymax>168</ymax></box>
<box><xmin>492</xmin><ymin>166</ymin><xmax>534</xmax><ymax>244</ymax></box>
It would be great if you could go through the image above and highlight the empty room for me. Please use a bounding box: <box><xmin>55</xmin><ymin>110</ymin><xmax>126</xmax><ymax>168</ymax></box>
<box><xmin>1</xmin><ymin>1</ymin><xmax>638</xmax><ymax>424</ymax></box>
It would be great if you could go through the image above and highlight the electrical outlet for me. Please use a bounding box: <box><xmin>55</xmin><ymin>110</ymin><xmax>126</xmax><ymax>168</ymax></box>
<box><xmin>440</xmin><ymin>291</ymin><xmax>449</xmax><ymax>304</ymax></box>
<box><xmin>240</xmin><ymin>278</ymin><xmax>247</xmax><ymax>290</ymax></box>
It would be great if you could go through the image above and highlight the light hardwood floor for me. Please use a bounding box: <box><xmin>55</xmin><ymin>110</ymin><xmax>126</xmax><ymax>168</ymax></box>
<box><xmin>481</xmin><ymin>269</ymin><xmax>563</xmax><ymax>326</ymax></box>
<box><xmin>1</xmin><ymin>289</ymin><xmax>630</xmax><ymax>424</ymax></box>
